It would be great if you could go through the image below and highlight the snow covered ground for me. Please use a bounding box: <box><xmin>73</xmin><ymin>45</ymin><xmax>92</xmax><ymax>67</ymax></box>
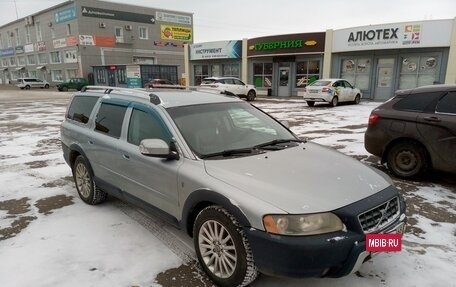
<box><xmin>0</xmin><ymin>90</ymin><xmax>455</xmax><ymax>287</ymax></box>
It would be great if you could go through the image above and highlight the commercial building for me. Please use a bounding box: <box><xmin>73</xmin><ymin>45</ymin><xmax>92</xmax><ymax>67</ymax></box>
<box><xmin>0</xmin><ymin>0</ymin><xmax>193</xmax><ymax>86</ymax></box>
<box><xmin>186</xmin><ymin>18</ymin><xmax>456</xmax><ymax>100</ymax></box>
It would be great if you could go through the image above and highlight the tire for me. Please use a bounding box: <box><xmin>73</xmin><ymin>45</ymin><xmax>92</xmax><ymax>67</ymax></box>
<box><xmin>73</xmin><ymin>155</ymin><xmax>107</xmax><ymax>205</ymax></box>
<box><xmin>62</xmin><ymin>86</ymin><xmax>68</xmax><ymax>92</ymax></box>
<box><xmin>353</xmin><ymin>94</ymin><xmax>361</xmax><ymax>104</ymax></box>
<box><xmin>25</xmin><ymin>85</ymin><xmax>30</xmax><ymax>90</ymax></box>
<box><xmin>194</xmin><ymin>206</ymin><xmax>258</xmax><ymax>287</ymax></box>
<box><xmin>330</xmin><ymin>96</ymin><xmax>338</xmax><ymax>107</ymax></box>
<box><xmin>306</xmin><ymin>101</ymin><xmax>315</xmax><ymax>107</ymax></box>
<box><xmin>386</xmin><ymin>141</ymin><xmax>428</xmax><ymax>179</ymax></box>
<box><xmin>246</xmin><ymin>90</ymin><xmax>256</xmax><ymax>101</ymax></box>
<box><xmin>44</xmin><ymin>84</ymin><xmax>49</xmax><ymax>89</ymax></box>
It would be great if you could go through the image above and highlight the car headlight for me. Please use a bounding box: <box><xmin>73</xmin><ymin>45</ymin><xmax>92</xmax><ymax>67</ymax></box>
<box><xmin>263</xmin><ymin>213</ymin><xmax>345</xmax><ymax>236</ymax></box>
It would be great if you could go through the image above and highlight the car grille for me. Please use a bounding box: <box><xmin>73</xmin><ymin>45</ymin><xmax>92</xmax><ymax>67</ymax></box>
<box><xmin>358</xmin><ymin>197</ymin><xmax>400</xmax><ymax>233</ymax></box>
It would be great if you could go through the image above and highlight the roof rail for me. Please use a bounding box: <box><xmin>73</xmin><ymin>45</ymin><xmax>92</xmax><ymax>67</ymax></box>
<box><xmin>80</xmin><ymin>85</ymin><xmax>161</xmax><ymax>104</ymax></box>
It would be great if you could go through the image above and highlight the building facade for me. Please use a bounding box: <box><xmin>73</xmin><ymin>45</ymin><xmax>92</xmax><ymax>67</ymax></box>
<box><xmin>326</xmin><ymin>19</ymin><xmax>455</xmax><ymax>100</ymax></box>
<box><xmin>0</xmin><ymin>0</ymin><xmax>193</xmax><ymax>85</ymax></box>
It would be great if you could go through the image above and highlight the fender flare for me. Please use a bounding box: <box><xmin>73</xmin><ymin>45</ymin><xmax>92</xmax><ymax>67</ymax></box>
<box><xmin>68</xmin><ymin>144</ymin><xmax>95</xmax><ymax>176</ymax></box>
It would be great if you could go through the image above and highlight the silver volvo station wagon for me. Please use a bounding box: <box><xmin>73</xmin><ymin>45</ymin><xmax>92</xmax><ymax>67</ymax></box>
<box><xmin>61</xmin><ymin>86</ymin><xmax>406</xmax><ymax>287</ymax></box>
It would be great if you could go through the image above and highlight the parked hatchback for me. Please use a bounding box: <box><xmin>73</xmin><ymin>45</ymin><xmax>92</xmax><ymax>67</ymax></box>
<box><xmin>365</xmin><ymin>84</ymin><xmax>456</xmax><ymax>178</ymax></box>
<box><xmin>302</xmin><ymin>79</ymin><xmax>362</xmax><ymax>107</ymax></box>
<box><xmin>57</xmin><ymin>78</ymin><xmax>88</xmax><ymax>91</ymax></box>
<box><xmin>200</xmin><ymin>77</ymin><xmax>257</xmax><ymax>101</ymax></box>
<box><xmin>16</xmin><ymin>78</ymin><xmax>50</xmax><ymax>89</ymax></box>
<box><xmin>61</xmin><ymin>86</ymin><xmax>406</xmax><ymax>287</ymax></box>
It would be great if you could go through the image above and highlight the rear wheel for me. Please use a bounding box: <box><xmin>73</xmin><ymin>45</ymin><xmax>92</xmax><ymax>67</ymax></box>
<box><xmin>194</xmin><ymin>206</ymin><xmax>258</xmax><ymax>287</ymax></box>
<box><xmin>330</xmin><ymin>96</ymin><xmax>338</xmax><ymax>107</ymax></box>
<box><xmin>386</xmin><ymin>141</ymin><xmax>428</xmax><ymax>178</ymax></box>
<box><xmin>44</xmin><ymin>84</ymin><xmax>49</xmax><ymax>89</ymax></box>
<box><xmin>246</xmin><ymin>90</ymin><xmax>256</xmax><ymax>101</ymax></box>
<box><xmin>25</xmin><ymin>85</ymin><xmax>30</xmax><ymax>90</ymax></box>
<box><xmin>62</xmin><ymin>86</ymin><xmax>68</xmax><ymax>92</ymax></box>
<box><xmin>353</xmin><ymin>94</ymin><xmax>361</xmax><ymax>104</ymax></box>
<box><xmin>306</xmin><ymin>101</ymin><xmax>315</xmax><ymax>107</ymax></box>
<box><xmin>73</xmin><ymin>156</ymin><xmax>107</xmax><ymax>205</ymax></box>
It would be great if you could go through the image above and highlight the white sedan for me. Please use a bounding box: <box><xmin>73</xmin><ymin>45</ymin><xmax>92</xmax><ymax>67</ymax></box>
<box><xmin>302</xmin><ymin>79</ymin><xmax>362</xmax><ymax>107</ymax></box>
<box><xmin>200</xmin><ymin>77</ymin><xmax>257</xmax><ymax>101</ymax></box>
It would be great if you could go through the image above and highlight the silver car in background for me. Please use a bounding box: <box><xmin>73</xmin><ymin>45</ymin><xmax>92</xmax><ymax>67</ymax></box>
<box><xmin>61</xmin><ymin>86</ymin><xmax>405</xmax><ymax>287</ymax></box>
<box><xmin>303</xmin><ymin>78</ymin><xmax>362</xmax><ymax>107</ymax></box>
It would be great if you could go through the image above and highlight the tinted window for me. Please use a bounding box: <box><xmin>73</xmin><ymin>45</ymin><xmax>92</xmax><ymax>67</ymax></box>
<box><xmin>127</xmin><ymin>108</ymin><xmax>170</xmax><ymax>145</ymax></box>
<box><xmin>233</xmin><ymin>79</ymin><xmax>244</xmax><ymax>85</ymax></box>
<box><xmin>310</xmin><ymin>80</ymin><xmax>331</xmax><ymax>86</ymax></box>
<box><xmin>95</xmin><ymin>103</ymin><xmax>127</xmax><ymax>138</ymax></box>
<box><xmin>393</xmin><ymin>92</ymin><xmax>441</xmax><ymax>112</ymax></box>
<box><xmin>344</xmin><ymin>81</ymin><xmax>353</xmax><ymax>88</ymax></box>
<box><xmin>436</xmin><ymin>92</ymin><xmax>456</xmax><ymax>114</ymax></box>
<box><xmin>67</xmin><ymin>96</ymin><xmax>98</xmax><ymax>124</ymax></box>
<box><xmin>224</xmin><ymin>78</ymin><xmax>235</xmax><ymax>84</ymax></box>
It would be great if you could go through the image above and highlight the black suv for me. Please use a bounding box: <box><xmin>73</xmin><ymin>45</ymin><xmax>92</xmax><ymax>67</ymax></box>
<box><xmin>365</xmin><ymin>84</ymin><xmax>456</xmax><ymax>178</ymax></box>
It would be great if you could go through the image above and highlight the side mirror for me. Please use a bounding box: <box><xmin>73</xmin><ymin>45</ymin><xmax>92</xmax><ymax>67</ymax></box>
<box><xmin>139</xmin><ymin>139</ymin><xmax>179</xmax><ymax>160</ymax></box>
<box><xmin>280</xmin><ymin>120</ymin><xmax>290</xmax><ymax>128</ymax></box>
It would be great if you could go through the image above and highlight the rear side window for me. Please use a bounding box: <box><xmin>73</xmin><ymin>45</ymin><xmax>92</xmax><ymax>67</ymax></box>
<box><xmin>393</xmin><ymin>92</ymin><xmax>441</xmax><ymax>112</ymax></box>
<box><xmin>95</xmin><ymin>103</ymin><xmax>127</xmax><ymax>138</ymax></box>
<box><xmin>67</xmin><ymin>96</ymin><xmax>98</xmax><ymax>124</ymax></box>
<box><xmin>310</xmin><ymin>80</ymin><xmax>331</xmax><ymax>86</ymax></box>
<box><xmin>436</xmin><ymin>92</ymin><xmax>456</xmax><ymax>114</ymax></box>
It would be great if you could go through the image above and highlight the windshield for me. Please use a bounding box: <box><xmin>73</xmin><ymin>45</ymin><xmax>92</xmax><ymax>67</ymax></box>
<box><xmin>167</xmin><ymin>102</ymin><xmax>297</xmax><ymax>158</ymax></box>
<box><xmin>310</xmin><ymin>80</ymin><xmax>332</xmax><ymax>86</ymax></box>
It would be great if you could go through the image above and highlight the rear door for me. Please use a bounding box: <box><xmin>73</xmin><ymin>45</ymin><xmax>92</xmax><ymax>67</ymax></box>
<box><xmin>416</xmin><ymin>91</ymin><xmax>456</xmax><ymax>171</ymax></box>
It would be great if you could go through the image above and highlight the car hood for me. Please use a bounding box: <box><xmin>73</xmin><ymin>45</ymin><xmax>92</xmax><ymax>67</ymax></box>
<box><xmin>204</xmin><ymin>143</ymin><xmax>390</xmax><ymax>214</ymax></box>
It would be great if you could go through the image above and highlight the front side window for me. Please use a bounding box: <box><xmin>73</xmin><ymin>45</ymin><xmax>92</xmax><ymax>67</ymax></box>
<box><xmin>127</xmin><ymin>108</ymin><xmax>170</xmax><ymax>145</ymax></box>
<box><xmin>67</xmin><ymin>96</ymin><xmax>99</xmax><ymax>124</ymax></box>
<box><xmin>436</xmin><ymin>92</ymin><xmax>456</xmax><ymax>115</ymax></box>
<box><xmin>253</xmin><ymin>63</ymin><xmax>272</xmax><ymax>88</ymax></box>
<box><xmin>168</xmin><ymin>102</ymin><xmax>296</xmax><ymax>157</ymax></box>
<box><xmin>95</xmin><ymin>103</ymin><xmax>127</xmax><ymax>138</ymax></box>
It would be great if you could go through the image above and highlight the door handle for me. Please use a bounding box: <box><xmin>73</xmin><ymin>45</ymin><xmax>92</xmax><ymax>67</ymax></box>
<box><xmin>122</xmin><ymin>154</ymin><xmax>130</xmax><ymax>160</ymax></box>
<box><xmin>423</xmin><ymin>116</ymin><xmax>441</xmax><ymax>123</ymax></box>
<box><xmin>88</xmin><ymin>140</ymin><xmax>94</xmax><ymax>145</ymax></box>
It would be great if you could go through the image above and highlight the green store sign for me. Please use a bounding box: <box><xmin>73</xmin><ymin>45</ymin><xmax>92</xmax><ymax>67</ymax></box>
<box><xmin>249</xmin><ymin>40</ymin><xmax>303</xmax><ymax>51</ymax></box>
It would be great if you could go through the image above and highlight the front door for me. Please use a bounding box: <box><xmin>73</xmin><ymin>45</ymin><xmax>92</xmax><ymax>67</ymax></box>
<box><xmin>278</xmin><ymin>67</ymin><xmax>290</xmax><ymax>97</ymax></box>
<box><xmin>374</xmin><ymin>58</ymin><xmax>395</xmax><ymax>101</ymax></box>
<box><xmin>107</xmin><ymin>70</ymin><xmax>116</xmax><ymax>86</ymax></box>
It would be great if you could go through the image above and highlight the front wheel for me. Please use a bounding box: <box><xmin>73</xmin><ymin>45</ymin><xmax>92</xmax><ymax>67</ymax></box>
<box><xmin>73</xmin><ymin>156</ymin><xmax>107</xmax><ymax>205</ymax></box>
<box><xmin>386</xmin><ymin>141</ymin><xmax>428</xmax><ymax>178</ymax></box>
<box><xmin>330</xmin><ymin>96</ymin><xmax>338</xmax><ymax>107</ymax></box>
<box><xmin>246</xmin><ymin>90</ymin><xmax>256</xmax><ymax>101</ymax></box>
<box><xmin>353</xmin><ymin>94</ymin><xmax>361</xmax><ymax>104</ymax></box>
<box><xmin>44</xmin><ymin>84</ymin><xmax>49</xmax><ymax>89</ymax></box>
<box><xmin>194</xmin><ymin>206</ymin><xmax>258</xmax><ymax>287</ymax></box>
<box><xmin>25</xmin><ymin>85</ymin><xmax>30</xmax><ymax>90</ymax></box>
<box><xmin>306</xmin><ymin>101</ymin><xmax>315</xmax><ymax>107</ymax></box>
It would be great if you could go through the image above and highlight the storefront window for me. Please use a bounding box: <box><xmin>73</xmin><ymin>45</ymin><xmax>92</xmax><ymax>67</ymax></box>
<box><xmin>253</xmin><ymin>63</ymin><xmax>272</xmax><ymax>88</ymax></box>
<box><xmin>341</xmin><ymin>58</ymin><xmax>371</xmax><ymax>90</ymax></box>
<box><xmin>194</xmin><ymin>65</ymin><xmax>209</xmax><ymax>85</ymax></box>
<box><xmin>116</xmin><ymin>68</ymin><xmax>126</xmax><ymax>84</ymax></box>
<box><xmin>51</xmin><ymin>70</ymin><xmax>63</xmax><ymax>82</ymax></box>
<box><xmin>96</xmin><ymin>69</ymin><xmax>106</xmax><ymax>83</ymax></box>
<box><xmin>399</xmin><ymin>56</ymin><xmax>439</xmax><ymax>89</ymax></box>
<box><xmin>296</xmin><ymin>60</ymin><xmax>320</xmax><ymax>87</ymax></box>
<box><xmin>223</xmin><ymin>63</ymin><xmax>240</xmax><ymax>77</ymax></box>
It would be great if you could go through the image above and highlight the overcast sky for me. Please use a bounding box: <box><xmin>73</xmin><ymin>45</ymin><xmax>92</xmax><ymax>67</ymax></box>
<box><xmin>0</xmin><ymin>0</ymin><xmax>455</xmax><ymax>42</ymax></box>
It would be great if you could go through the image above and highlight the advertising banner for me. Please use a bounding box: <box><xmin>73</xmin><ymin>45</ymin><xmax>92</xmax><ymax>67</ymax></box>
<box><xmin>94</xmin><ymin>35</ymin><xmax>115</xmax><ymax>47</ymax></box>
<box><xmin>24</xmin><ymin>44</ymin><xmax>34</xmax><ymax>53</ymax></box>
<box><xmin>55</xmin><ymin>6</ymin><xmax>76</xmax><ymax>23</ymax></box>
<box><xmin>79</xmin><ymin>35</ymin><xmax>94</xmax><ymax>46</ymax></box>
<box><xmin>66</xmin><ymin>35</ymin><xmax>78</xmax><ymax>47</ymax></box>
<box><xmin>332</xmin><ymin>19</ymin><xmax>453</xmax><ymax>52</ymax></box>
<box><xmin>81</xmin><ymin>6</ymin><xmax>155</xmax><ymax>24</ymax></box>
<box><xmin>161</xmin><ymin>25</ymin><xmax>192</xmax><ymax>41</ymax></box>
<box><xmin>36</xmin><ymin>41</ymin><xmax>46</xmax><ymax>52</ymax></box>
<box><xmin>190</xmin><ymin>40</ymin><xmax>242</xmax><ymax>60</ymax></box>
<box><xmin>53</xmin><ymin>38</ymin><xmax>67</xmax><ymax>49</ymax></box>
<box><xmin>156</xmin><ymin>11</ymin><xmax>191</xmax><ymax>25</ymax></box>
<box><xmin>15</xmin><ymin>46</ymin><xmax>24</xmax><ymax>54</ymax></box>
<box><xmin>247</xmin><ymin>32</ymin><xmax>325</xmax><ymax>56</ymax></box>
<box><xmin>0</xmin><ymin>47</ymin><xmax>14</xmax><ymax>57</ymax></box>
<box><xmin>126</xmin><ymin>65</ymin><xmax>141</xmax><ymax>88</ymax></box>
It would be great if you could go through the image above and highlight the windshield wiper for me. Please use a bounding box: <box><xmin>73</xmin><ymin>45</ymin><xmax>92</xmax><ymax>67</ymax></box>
<box><xmin>254</xmin><ymin>138</ymin><xmax>304</xmax><ymax>149</ymax></box>
<box><xmin>200</xmin><ymin>148</ymin><xmax>254</xmax><ymax>159</ymax></box>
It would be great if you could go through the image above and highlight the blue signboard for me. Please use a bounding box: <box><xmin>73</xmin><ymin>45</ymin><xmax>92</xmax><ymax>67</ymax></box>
<box><xmin>55</xmin><ymin>6</ymin><xmax>76</xmax><ymax>24</ymax></box>
<box><xmin>127</xmin><ymin>78</ymin><xmax>142</xmax><ymax>88</ymax></box>
<box><xmin>0</xmin><ymin>48</ymin><xmax>15</xmax><ymax>57</ymax></box>
<box><xmin>190</xmin><ymin>40</ymin><xmax>242</xmax><ymax>60</ymax></box>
